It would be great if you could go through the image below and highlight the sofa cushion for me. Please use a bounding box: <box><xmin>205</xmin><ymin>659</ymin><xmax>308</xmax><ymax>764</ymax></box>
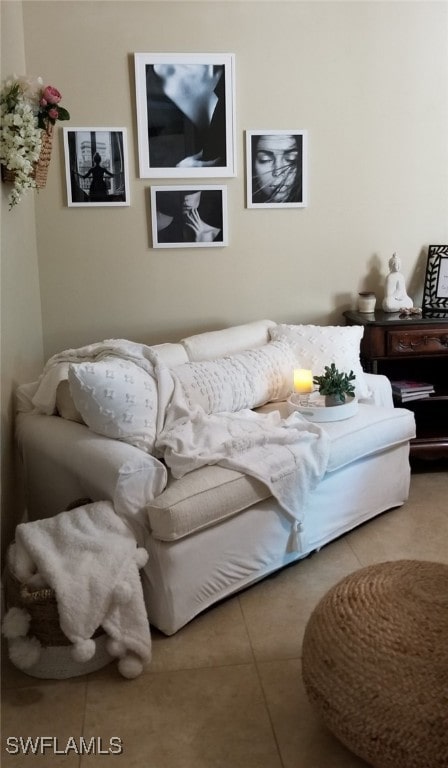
<box><xmin>146</xmin><ymin>404</ymin><xmax>415</xmax><ymax>541</ymax></box>
<box><xmin>146</xmin><ymin>465</ymin><xmax>271</xmax><ymax>541</ymax></box>
<box><xmin>323</xmin><ymin>405</ymin><xmax>416</xmax><ymax>471</ymax></box>
<box><xmin>68</xmin><ymin>357</ymin><xmax>158</xmax><ymax>452</ymax></box>
<box><xmin>260</xmin><ymin>401</ymin><xmax>416</xmax><ymax>471</ymax></box>
<box><xmin>172</xmin><ymin>339</ymin><xmax>296</xmax><ymax>415</ymax></box>
<box><xmin>269</xmin><ymin>324</ymin><xmax>371</xmax><ymax>400</ymax></box>
<box><xmin>181</xmin><ymin>319</ymin><xmax>276</xmax><ymax>362</ymax></box>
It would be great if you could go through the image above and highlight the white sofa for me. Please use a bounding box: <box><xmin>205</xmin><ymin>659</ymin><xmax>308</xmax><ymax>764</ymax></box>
<box><xmin>16</xmin><ymin>320</ymin><xmax>416</xmax><ymax>635</ymax></box>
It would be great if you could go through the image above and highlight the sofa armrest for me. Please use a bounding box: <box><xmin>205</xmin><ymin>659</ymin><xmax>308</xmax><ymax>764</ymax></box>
<box><xmin>359</xmin><ymin>373</ymin><xmax>393</xmax><ymax>408</ymax></box>
<box><xmin>16</xmin><ymin>413</ymin><xmax>167</xmax><ymax>524</ymax></box>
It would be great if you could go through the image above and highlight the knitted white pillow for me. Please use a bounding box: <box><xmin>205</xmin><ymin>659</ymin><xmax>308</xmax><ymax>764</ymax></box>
<box><xmin>172</xmin><ymin>339</ymin><xmax>296</xmax><ymax>414</ymax></box>
<box><xmin>269</xmin><ymin>324</ymin><xmax>370</xmax><ymax>400</ymax></box>
<box><xmin>68</xmin><ymin>357</ymin><xmax>158</xmax><ymax>452</ymax></box>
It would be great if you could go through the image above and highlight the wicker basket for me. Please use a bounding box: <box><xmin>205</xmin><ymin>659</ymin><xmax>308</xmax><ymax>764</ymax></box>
<box><xmin>6</xmin><ymin>566</ymin><xmax>71</xmax><ymax>646</ymax></box>
<box><xmin>4</xmin><ymin>564</ymin><xmax>112</xmax><ymax>679</ymax></box>
<box><xmin>1</xmin><ymin>124</ymin><xmax>53</xmax><ymax>189</ymax></box>
<box><xmin>1</xmin><ymin>165</ymin><xmax>16</xmax><ymax>183</ymax></box>
<box><xmin>33</xmin><ymin>125</ymin><xmax>53</xmax><ymax>188</ymax></box>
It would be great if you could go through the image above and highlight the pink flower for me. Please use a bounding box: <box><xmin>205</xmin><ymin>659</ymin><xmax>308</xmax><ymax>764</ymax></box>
<box><xmin>39</xmin><ymin>97</ymin><xmax>47</xmax><ymax>107</ymax></box>
<box><xmin>48</xmin><ymin>107</ymin><xmax>59</xmax><ymax>120</ymax></box>
<box><xmin>41</xmin><ymin>85</ymin><xmax>61</xmax><ymax>104</ymax></box>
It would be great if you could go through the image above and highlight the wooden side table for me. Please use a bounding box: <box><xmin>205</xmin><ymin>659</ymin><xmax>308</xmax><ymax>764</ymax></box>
<box><xmin>343</xmin><ymin>310</ymin><xmax>448</xmax><ymax>460</ymax></box>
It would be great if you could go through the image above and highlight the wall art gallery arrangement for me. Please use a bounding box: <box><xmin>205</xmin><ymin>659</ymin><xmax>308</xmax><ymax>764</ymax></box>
<box><xmin>59</xmin><ymin>52</ymin><xmax>308</xmax><ymax>247</ymax></box>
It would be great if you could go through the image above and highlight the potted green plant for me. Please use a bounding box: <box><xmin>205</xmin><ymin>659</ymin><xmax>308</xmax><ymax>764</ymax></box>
<box><xmin>313</xmin><ymin>363</ymin><xmax>356</xmax><ymax>406</ymax></box>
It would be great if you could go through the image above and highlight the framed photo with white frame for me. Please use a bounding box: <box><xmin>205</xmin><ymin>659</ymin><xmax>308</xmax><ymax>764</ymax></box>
<box><xmin>246</xmin><ymin>130</ymin><xmax>308</xmax><ymax>208</ymax></box>
<box><xmin>63</xmin><ymin>127</ymin><xmax>130</xmax><ymax>207</ymax></box>
<box><xmin>150</xmin><ymin>185</ymin><xmax>228</xmax><ymax>248</ymax></box>
<box><xmin>134</xmin><ymin>52</ymin><xmax>236</xmax><ymax>178</ymax></box>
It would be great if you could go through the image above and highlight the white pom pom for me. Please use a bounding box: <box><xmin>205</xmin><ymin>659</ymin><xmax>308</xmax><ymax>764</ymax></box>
<box><xmin>135</xmin><ymin>548</ymin><xmax>148</xmax><ymax>568</ymax></box>
<box><xmin>2</xmin><ymin>607</ymin><xmax>31</xmax><ymax>639</ymax></box>
<box><xmin>9</xmin><ymin>636</ymin><xmax>41</xmax><ymax>669</ymax></box>
<box><xmin>114</xmin><ymin>582</ymin><xmax>132</xmax><ymax>604</ymax></box>
<box><xmin>72</xmin><ymin>638</ymin><xmax>96</xmax><ymax>662</ymax></box>
<box><xmin>118</xmin><ymin>653</ymin><xmax>144</xmax><ymax>679</ymax></box>
<box><xmin>106</xmin><ymin>638</ymin><xmax>125</xmax><ymax>657</ymax></box>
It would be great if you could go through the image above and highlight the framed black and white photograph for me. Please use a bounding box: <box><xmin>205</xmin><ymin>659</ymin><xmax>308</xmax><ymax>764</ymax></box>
<box><xmin>135</xmin><ymin>53</ymin><xmax>236</xmax><ymax>178</ymax></box>
<box><xmin>246</xmin><ymin>130</ymin><xmax>308</xmax><ymax>208</ymax></box>
<box><xmin>63</xmin><ymin>128</ymin><xmax>130</xmax><ymax>207</ymax></box>
<box><xmin>422</xmin><ymin>245</ymin><xmax>448</xmax><ymax>313</ymax></box>
<box><xmin>150</xmin><ymin>185</ymin><xmax>228</xmax><ymax>248</ymax></box>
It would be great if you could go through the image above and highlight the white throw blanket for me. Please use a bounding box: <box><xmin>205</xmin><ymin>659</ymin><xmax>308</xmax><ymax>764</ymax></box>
<box><xmin>11</xmin><ymin>501</ymin><xmax>151</xmax><ymax>678</ymax></box>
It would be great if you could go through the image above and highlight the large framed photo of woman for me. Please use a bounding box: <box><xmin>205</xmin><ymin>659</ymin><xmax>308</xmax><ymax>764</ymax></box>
<box><xmin>134</xmin><ymin>53</ymin><xmax>236</xmax><ymax>178</ymax></box>
<box><xmin>63</xmin><ymin>128</ymin><xmax>130</xmax><ymax>207</ymax></box>
<box><xmin>246</xmin><ymin>130</ymin><xmax>308</xmax><ymax>208</ymax></box>
<box><xmin>150</xmin><ymin>185</ymin><xmax>228</xmax><ymax>248</ymax></box>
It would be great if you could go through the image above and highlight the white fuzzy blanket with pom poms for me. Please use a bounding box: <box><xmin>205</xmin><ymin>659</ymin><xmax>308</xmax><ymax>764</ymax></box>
<box><xmin>10</xmin><ymin>501</ymin><xmax>151</xmax><ymax>678</ymax></box>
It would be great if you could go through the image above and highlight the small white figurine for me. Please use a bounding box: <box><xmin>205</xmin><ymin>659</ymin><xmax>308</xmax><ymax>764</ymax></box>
<box><xmin>382</xmin><ymin>253</ymin><xmax>413</xmax><ymax>313</ymax></box>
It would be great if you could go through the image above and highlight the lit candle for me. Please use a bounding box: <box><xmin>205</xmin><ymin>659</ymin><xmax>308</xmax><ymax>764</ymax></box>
<box><xmin>293</xmin><ymin>368</ymin><xmax>313</xmax><ymax>394</ymax></box>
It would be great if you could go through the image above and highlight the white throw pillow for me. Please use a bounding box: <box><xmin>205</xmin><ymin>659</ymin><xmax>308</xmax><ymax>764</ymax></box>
<box><xmin>172</xmin><ymin>339</ymin><xmax>296</xmax><ymax>414</ymax></box>
<box><xmin>181</xmin><ymin>319</ymin><xmax>276</xmax><ymax>361</ymax></box>
<box><xmin>269</xmin><ymin>324</ymin><xmax>370</xmax><ymax>400</ymax></box>
<box><xmin>68</xmin><ymin>357</ymin><xmax>158</xmax><ymax>452</ymax></box>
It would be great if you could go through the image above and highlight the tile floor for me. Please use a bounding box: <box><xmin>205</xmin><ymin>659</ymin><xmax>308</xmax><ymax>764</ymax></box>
<box><xmin>1</xmin><ymin>468</ymin><xmax>447</xmax><ymax>767</ymax></box>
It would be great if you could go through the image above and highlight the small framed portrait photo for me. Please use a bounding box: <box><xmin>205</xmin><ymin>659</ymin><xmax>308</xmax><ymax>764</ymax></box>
<box><xmin>63</xmin><ymin>127</ymin><xmax>130</xmax><ymax>207</ymax></box>
<box><xmin>422</xmin><ymin>245</ymin><xmax>448</xmax><ymax>313</ymax></box>
<box><xmin>150</xmin><ymin>185</ymin><xmax>228</xmax><ymax>248</ymax></box>
<box><xmin>246</xmin><ymin>130</ymin><xmax>308</xmax><ymax>208</ymax></box>
<box><xmin>134</xmin><ymin>52</ymin><xmax>236</xmax><ymax>178</ymax></box>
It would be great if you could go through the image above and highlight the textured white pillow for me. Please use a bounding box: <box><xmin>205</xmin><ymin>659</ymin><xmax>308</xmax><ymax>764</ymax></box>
<box><xmin>172</xmin><ymin>339</ymin><xmax>296</xmax><ymax>414</ymax></box>
<box><xmin>68</xmin><ymin>357</ymin><xmax>158</xmax><ymax>452</ymax></box>
<box><xmin>269</xmin><ymin>324</ymin><xmax>370</xmax><ymax>399</ymax></box>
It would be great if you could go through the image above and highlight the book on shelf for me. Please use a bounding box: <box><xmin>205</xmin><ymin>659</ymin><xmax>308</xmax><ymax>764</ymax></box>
<box><xmin>393</xmin><ymin>391</ymin><xmax>433</xmax><ymax>402</ymax></box>
<box><xmin>391</xmin><ymin>380</ymin><xmax>435</xmax><ymax>395</ymax></box>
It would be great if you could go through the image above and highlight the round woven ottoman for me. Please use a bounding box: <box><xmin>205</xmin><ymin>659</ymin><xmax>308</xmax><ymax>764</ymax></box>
<box><xmin>302</xmin><ymin>560</ymin><xmax>448</xmax><ymax>768</ymax></box>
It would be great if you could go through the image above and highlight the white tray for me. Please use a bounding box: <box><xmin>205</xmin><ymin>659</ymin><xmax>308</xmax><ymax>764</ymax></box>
<box><xmin>287</xmin><ymin>393</ymin><xmax>358</xmax><ymax>422</ymax></box>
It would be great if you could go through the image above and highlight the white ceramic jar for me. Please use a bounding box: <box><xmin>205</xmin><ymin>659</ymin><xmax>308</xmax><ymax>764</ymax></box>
<box><xmin>357</xmin><ymin>292</ymin><xmax>376</xmax><ymax>313</ymax></box>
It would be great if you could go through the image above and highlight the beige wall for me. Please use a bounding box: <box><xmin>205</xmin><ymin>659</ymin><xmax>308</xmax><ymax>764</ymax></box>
<box><xmin>19</xmin><ymin>0</ymin><xmax>448</xmax><ymax>360</ymax></box>
<box><xmin>1</xmin><ymin>1</ymin><xmax>44</xmax><ymax>557</ymax></box>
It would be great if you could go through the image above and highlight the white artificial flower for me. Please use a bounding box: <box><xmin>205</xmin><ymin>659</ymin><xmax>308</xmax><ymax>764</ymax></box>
<box><xmin>1</xmin><ymin>77</ymin><xmax>42</xmax><ymax>207</ymax></box>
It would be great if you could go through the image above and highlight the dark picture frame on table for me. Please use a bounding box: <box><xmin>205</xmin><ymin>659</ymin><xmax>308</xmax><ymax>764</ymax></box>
<box><xmin>246</xmin><ymin>129</ymin><xmax>308</xmax><ymax>208</ymax></box>
<box><xmin>63</xmin><ymin>127</ymin><xmax>130</xmax><ymax>207</ymax></box>
<box><xmin>134</xmin><ymin>53</ymin><xmax>236</xmax><ymax>178</ymax></box>
<box><xmin>150</xmin><ymin>185</ymin><xmax>228</xmax><ymax>248</ymax></box>
<box><xmin>422</xmin><ymin>245</ymin><xmax>448</xmax><ymax>315</ymax></box>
